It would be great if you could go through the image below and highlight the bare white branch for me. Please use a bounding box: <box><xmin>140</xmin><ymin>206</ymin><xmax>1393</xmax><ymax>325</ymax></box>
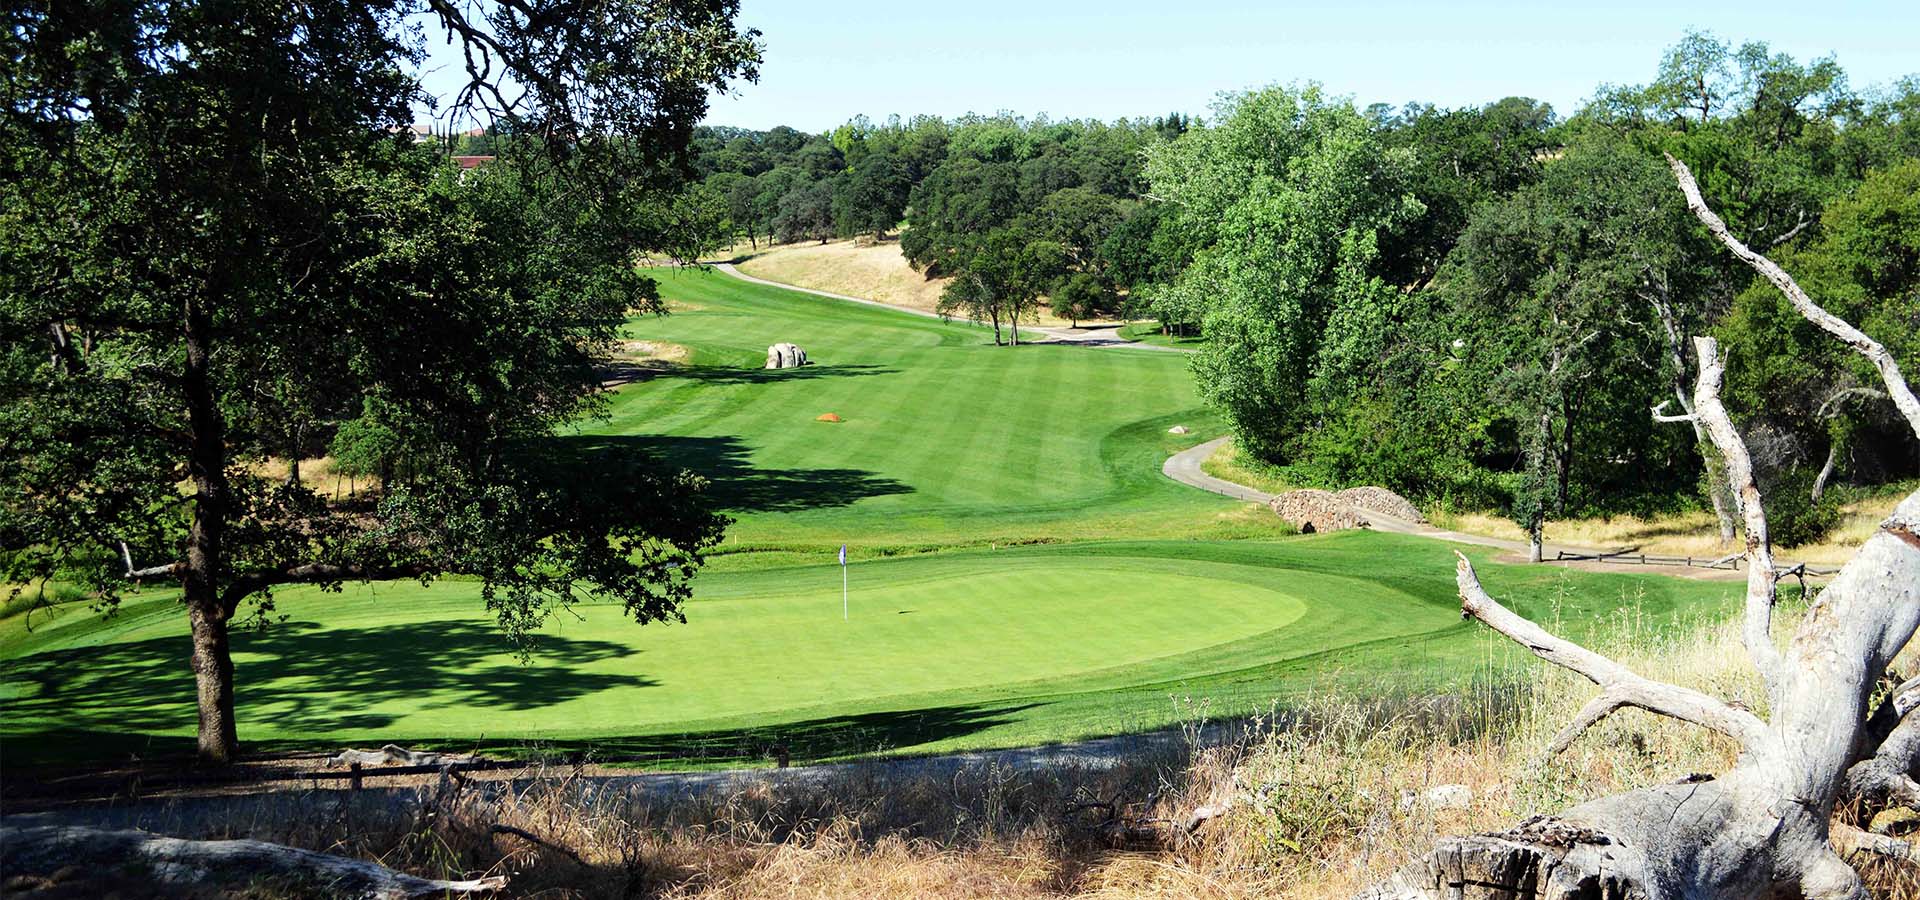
<box><xmin>1817</xmin><ymin>386</ymin><xmax>1890</xmax><ymax>421</ymax></box>
<box><xmin>1894</xmin><ymin>676</ymin><xmax>1920</xmax><ymax>718</ymax></box>
<box><xmin>1547</xmin><ymin>690</ymin><xmax>1631</xmax><ymax>755</ymax></box>
<box><xmin>120</xmin><ymin>541</ymin><xmax>181</xmax><ymax>580</ymax></box>
<box><xmin>1650</xmin><ymin>400</ymin><xmax>1697</xmax><ymax>424</ymax></box>
<box><xmin>1454</xmin><ymin>552</ymin><xmax>1776</xmax><ymax>758</ymax></box>
<box><xmin>1669</xmin><ymin>153</ymin><xmax>1920</xmax><ymax>440</ymax></box>
<box><xmin>1689</xmin><ymin>337</ymin><xmax>1788</xmax><ymax>705</ymax></box>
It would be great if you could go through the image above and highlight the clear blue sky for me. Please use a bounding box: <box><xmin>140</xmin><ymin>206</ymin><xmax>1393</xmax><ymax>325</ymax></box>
<box><xmin>419</xmin><ymin>1</ymin><xmax>1919</xmax><ymax>131</ymax></box>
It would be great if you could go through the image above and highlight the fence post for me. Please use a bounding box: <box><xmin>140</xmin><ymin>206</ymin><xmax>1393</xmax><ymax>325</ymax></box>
<box><xmin>349</xmin><ymin>762</ymin><xmax>362</xmax><ymax>791</ymax></box>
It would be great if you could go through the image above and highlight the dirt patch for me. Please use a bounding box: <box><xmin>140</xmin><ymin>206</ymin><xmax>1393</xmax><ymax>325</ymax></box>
<box><xmin>601</xmin><ymin>340</ymin><xmax>690</xmax><ymax>387</ymax></box>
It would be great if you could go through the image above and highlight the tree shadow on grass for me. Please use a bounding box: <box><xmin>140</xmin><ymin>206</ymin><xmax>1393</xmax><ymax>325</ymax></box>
<box><xmin>550</xmin><ymin>434</ymin><xmax>911</xmax><ymax>514</ymax></box>
<box><xmin>668</xmin><ymin>363</ymin><xmax>898</xmax><ymax>386</ymax></box>
<box><xmin>470</xmin><ymin>701</ymin><xmax>1046</xmax><ymax>768</ymax></box>
<box><xmin>609</xmin><ymin>363</ymin><xmax>898</xmax><ymax>387</ymax></box>
<box><xmin>1</xmin><ymin>620</ymin><xmax>649</xmax><ymax>750</ymax></box>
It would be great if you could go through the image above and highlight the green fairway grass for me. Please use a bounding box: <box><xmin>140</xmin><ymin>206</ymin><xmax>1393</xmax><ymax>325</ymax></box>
<box><xmin>0</xmin><ymin>269</ymin><xmax>1740</xmax><ymax>766</ymax></box>
<box><xmin>0</xmin><ymin>534</ymin><xmax>1734</xmax><ymax>765</ymax></box>
<box><xmin>593</xmin><ymin>270</ymin><xmax>1261</xmax><ymax>566</ymax></box>
<box><xmin>1117</xmin><ymin>321</ymin><xmax>1206</xmax><ymax>348</ymax></box>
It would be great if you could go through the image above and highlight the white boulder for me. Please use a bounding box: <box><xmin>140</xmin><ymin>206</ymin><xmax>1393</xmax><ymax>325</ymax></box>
<box><xmin>765</xmin><ymin>342</ymin><xmax>808</xmax><ymax>369</ymax></box>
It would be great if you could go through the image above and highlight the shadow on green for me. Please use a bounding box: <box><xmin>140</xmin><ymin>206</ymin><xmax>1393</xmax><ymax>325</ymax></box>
<box><xmin>552</xmin><ymin>434</ymin><xmax>912</xmax><ymax>514</ymax></box>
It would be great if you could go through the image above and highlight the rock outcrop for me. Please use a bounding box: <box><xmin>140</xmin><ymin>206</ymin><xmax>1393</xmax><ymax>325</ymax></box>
<box><xmin>1269</xmin><ymin>486</ymin><xmax>1424</xmax><ymax>533</ymax></box>
<box><xmin>1268</xmin><ymin>489</ymin><xmax>1364</xmax><ymax>534</ymax></box>
<box><xmin>765</xmin><ymin>342</ymin><xmax>808</xmax><ymax>369</ymax></box>
<box><xmin>1334</xmin><ymin>487</ymin><xmax>1425</xmax><ymax>523</ymax></box>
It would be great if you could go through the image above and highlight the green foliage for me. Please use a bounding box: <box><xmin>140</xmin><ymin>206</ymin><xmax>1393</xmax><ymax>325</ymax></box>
<box><xmin>774</xmin><ymin>177</ymin><xmax>835</xmax><ymax>243</ymax></box>
<box><xmin>934</xmin><ymin>226</ymin><xmax>1062</xmax><ymax>344</ymax></box>
<box><xmin>1375</xmin><ymin>96</ymin><xmax>1556</xmax><ymax>288</ymax></box>
<box><xmin>0</xmin><ymin>0</ymin><xmax>757</xmax><ymax>758</ymax></box>
<box><xmin>1441</xmin><ymin>130</ymin><xmax>1712</xmax><ymax>527</ymax></box>
<box><xmin>1050</xmin><ymin>273</ymin><xmax>1111</xmax><ymax>327</ymax></box>
<box><xmin>1144</xmin><ymin>84</ymin><xmax>1421</xmax><ymax>459</ymax></box>
<box><xmin>835</xmin><ymin>149</ymin><xmax>910</xmax><ymax>238</ymax></box>
<box><xmin>1759</xmin><ymin>468</ymin><xmax>1841</xmax><ymax>548</ymax></box>
<box><xmin>1715</xmin><ymin>159</ymin><xmax>1920</xmax><ymax>485</ymax></box>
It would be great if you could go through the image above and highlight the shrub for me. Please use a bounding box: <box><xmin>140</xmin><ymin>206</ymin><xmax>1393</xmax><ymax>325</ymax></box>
<box><xmin>1760</xmin><ymin>466</ymin><xmax>1841</xmax><ymax>547</ymax></box>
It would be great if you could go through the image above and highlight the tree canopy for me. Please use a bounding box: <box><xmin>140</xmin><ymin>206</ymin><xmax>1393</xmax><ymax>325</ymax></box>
<box><xmin>0</xmin><ymin>0</ymin><xmax>759</xmax><ymax>762</ymax></box>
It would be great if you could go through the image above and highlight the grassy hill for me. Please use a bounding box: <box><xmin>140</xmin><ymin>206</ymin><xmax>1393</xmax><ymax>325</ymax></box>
<box><xmin>0</xmin><ymin>268</ymin><xmax>1740</xmax><ymax>766</ymax></box>
<box><xmin>732</xmin><ymin>238</ymin><xmax>1121</xmax><ymax>328</ymax></box>
<box><xmin>734</xmin><ymin>238</ymin><xmax>951</xmax><ymax>314</ymax></box>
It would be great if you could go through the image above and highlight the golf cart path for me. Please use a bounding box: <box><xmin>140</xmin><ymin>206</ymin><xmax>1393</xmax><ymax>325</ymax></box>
<box><xmin>1163</xmin><ymin>437</ymin><xmax>1528</xmax><ymax>552</ymax></box>
<box><xmin>1164</xmin><ymin>436</ymin><xmax>1815</xmax><ymax>577</ymax></box>
<box><xmin>713</xmin><ymin>262</ymin><xmax>1192</xmax><ymax>351</ymax></box>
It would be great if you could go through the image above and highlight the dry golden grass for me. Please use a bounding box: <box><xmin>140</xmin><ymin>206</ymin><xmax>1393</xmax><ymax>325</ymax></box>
<box><xmin>733</xmin><ymin>239</ymin><xmax>1120</xmax><ymax>329</ymax></box>
<box><xmin>1200</xmin><ymin>437</ymin><xmax>1905</xmax><ymax>568</ymax></box>
<box><xmin>618</xmin><ymin>339</ymin><xmax>690</xmax><ymax>362</ymax></box>
<box><xmin>1433</xmin><ymin>487</ymin><xmax>1907</xmax><ymax>567</ymax></box>
<box><xmin>247</xmin><ymin>456</ymin><xmax>377</xmax><ymax>501</ymax></box>
<box><xmin>1198</xmin><ymin>440</ymin><xmax>1298</xmax><ymax>496</ymax></box>
<box><xmin>736</xmin><ymin>238</ymin><xmax>950</xmax><ymax>313</ymax></box>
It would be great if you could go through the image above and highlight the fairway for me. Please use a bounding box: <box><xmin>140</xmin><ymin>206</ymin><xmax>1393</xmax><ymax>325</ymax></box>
<box><xmin>589</xmin><ymin>269</ymin><xmax>1256</xmax><ymax>561</ymax></box>
<box><xmin>0</xmin><ymin>270</ymin><xmax>1741</xmax><ymax>765</ymax></box>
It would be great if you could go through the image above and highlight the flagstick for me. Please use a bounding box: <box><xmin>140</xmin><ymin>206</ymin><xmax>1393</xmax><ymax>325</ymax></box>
<box><xmin>842</xmin><ymin>563</ymin><xmax>848</xmax><ymax>621</ymax></box>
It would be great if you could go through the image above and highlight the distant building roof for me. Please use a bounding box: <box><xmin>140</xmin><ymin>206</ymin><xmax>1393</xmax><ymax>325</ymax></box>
<box><xmin>451</xmin><ymin>155</ymin><xmax>495</xmax><ymax>170</ymax></box>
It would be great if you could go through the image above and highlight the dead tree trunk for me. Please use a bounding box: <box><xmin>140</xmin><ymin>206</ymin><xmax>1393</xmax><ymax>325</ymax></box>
<box><xmin>1653</xmin><ymin>292</ymin><xmax>1739</xmax><ymax>543</ymax></box>
<box><xmin>1364</xmin><ymin>154</ymin><xmax>1920</xmax><ymax>900</ymax></box>
<box><xmin>0</xmin><ymin>825</ymin><xmax>505</xmax><ymax>898</ymax></box>
<box><xmin>1812</xmin><ymin>442</ymin><xmax>1838</xmax><ymax>504</ymax></box>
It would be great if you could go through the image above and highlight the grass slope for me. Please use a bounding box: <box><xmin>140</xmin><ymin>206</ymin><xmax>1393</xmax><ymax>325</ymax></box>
<box><xmin>591</xmin><ymin>269</ymin><xmax>1261</xmax><ymax>566</ymax></box>
<box><xmin>0</xmin><ymin>269</ymin><xmax>1739</xmax><ymax>766</ymax></box>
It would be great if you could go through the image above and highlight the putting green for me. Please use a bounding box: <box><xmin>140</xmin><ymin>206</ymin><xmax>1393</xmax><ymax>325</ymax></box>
<box><xmin>2</xmin><ymin>552</ymin><xmax>1320</xmax><ymax>744</ymax></box>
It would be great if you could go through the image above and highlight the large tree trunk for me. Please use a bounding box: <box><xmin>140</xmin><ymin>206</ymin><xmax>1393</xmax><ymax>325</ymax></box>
<box><xmin>183</xmin><ymin>294</ymin><xmax>239</xmax><ymax>765</ymax></box>
<box><xmin>1365</xmin><ymin>154</ymin><xmax>1920</xmax><ymax>900</ymax></box>
<box><xmin>188</xmin><ymin>604</ymin><xmax>238</xmax><ymax>763</ymax></box>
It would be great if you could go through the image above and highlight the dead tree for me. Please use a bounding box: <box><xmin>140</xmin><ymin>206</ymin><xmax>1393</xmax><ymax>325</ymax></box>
<box><xmin>0</xmin><ymin>825</ymin><xmax>506</xmax><ymax>898</ymax></box>
<box><xmin>1363</xmin><ymin>154</ymin><xmax>1920</xmax><ymax>900</ymax></box>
